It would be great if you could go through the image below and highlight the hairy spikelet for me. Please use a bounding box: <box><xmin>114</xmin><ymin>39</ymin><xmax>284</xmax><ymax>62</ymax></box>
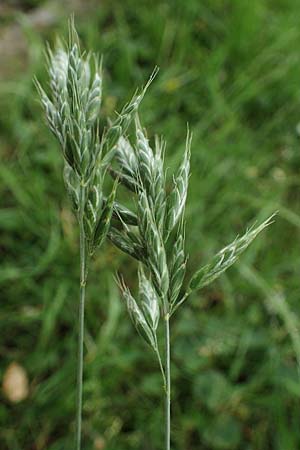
<box><xmin>103</xmin><ymin>95</ymin><xmax>140</xmax><ymax>156</ymax></box>
<box><xmin>112</xmin><ymin>201</ymin><xmax>138</xmax><ymax>226</ymax></box>
<box><xmin>102</xmin><ymin>68</ymin><xmax>159</xmax><ymax>167</ymax></box>
<box><xmin>188</xmin><ymin>214</ymin><xmax>276</xmax><ymax>293</ymax></box>
<box><xmin>117</xmin><ymin>277</ymin><xmax>155</xmax><ymax>347</ymax></box>
<box><xmin>83</xmin><ymin>167</ymin><xmax>104</xmax><ymax>242</ymax></box>
<box><xmin>151</xmin><ymin>136</ymin><xmax>166</xmax><ymax>231</ymax></box>
<box><xmin>108</xmin><ymin>227</ymin><xmax>145</xmax><ymax>262</ymax></box>
<box><xmin>111</xmin><ymin>136</ymin><xmax>139</xmax><ymax>193</ymax></box>
<box><xmin>135</xmin><ymin>122</ymin><xmax>166</xmax><ymax>233</ymax></box>
<box><xmin>86</xmin><ymin>61</ymin><xmax>102</xmax><ymax>124</ymax></box>
<box><xmin>63</xmin><ymin>162</ymin><xmax>80</xmax><ymax>210</ymax></box>
<box><xmin>138</xmin><ymin>188</ymin><xmax>169</xmax><ymax>297</ymax></box>
<box><xmin>165</xmin><ymin>132</ymin><xmax>191</xmax><ymax>237</ymax></box>
<box><xmin>109</xmin><ymin>167</ymin><xmax>139</xmax><ymax>193</ymax></box>
<box><xmin>36</xmin><ymin>83</ymin><xmax>65</xmax><ymax>150</ymax></box>
<box><xmin>65</xmin><ymin>43</ymin><xmax>101</xmax><ymax>179</ymax></box>
<box><xmin>115</xmin><ymin>136</ymin><xmax>138</xmax><ymax>179</ymax></box>
<box><xmin>135</xmin><ymin>120</ymin><xmax>155</xmax><ymax>188</ymax></box>
<box><xmin>138</xmin><ymin>266</ymin><xmax>160</xmax><ymax>330</ymax></box>
<box><xmin>168</xmin><ymin>224</ymin><xmax>187</xmax><ymax>308</ymax></box>
<box><xmin>92</xmin><ymin>179</ymin><xmax>118</xmax><ymax>252</ymax></box>
<box><xmin>48</xmin><ymin>47</ymin><xmax>68</xmax><ymax>106</ymax></box>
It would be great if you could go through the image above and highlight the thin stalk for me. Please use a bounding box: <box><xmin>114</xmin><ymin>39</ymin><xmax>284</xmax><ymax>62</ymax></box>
<box><xmin>164</xmin><ymin>314</ymin><xmax>171</xmax><ymax>450</ymax></box>
<box><xmin>75</xmin><ymin>184</ymin><xmax>87</xmax><ymax>450</ymax></box>
<box><xmin>154</xmin><ymin>335</ymin><xmax>166</xmax><ymax>390</ymax></box>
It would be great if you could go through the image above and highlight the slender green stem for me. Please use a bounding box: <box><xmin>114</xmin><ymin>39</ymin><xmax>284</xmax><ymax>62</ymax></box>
<box><xmin>154</xmin><ymin>335</ymin><xmax>166</xmax><ymax>390</ymax></box>
<box><xmin>164</xmin><ymin>314</ymin><xmax>171</xmax><ymax>450</ymax></box>
<box><xmin>75</xmin><ymin>185</ymin><xmax>87</xmax><ymax>450</ymax></box>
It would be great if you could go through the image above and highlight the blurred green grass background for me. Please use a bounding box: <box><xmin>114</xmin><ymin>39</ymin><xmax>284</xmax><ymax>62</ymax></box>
<box><xmin>1</xmin><ymin>0</ymin><xmax>300</xmax><ymax>449</ymax></box>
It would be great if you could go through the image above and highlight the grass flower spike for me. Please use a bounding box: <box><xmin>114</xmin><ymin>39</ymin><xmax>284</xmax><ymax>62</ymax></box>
<box><xmin>111</xmin><ymin>117</ymin><xmax>274</xmax><ymax>450</ymax></box>
<box><xmin>36</xmin><ymin>19</ymin><xmax>152</xmax><ymax>450</ymax></box>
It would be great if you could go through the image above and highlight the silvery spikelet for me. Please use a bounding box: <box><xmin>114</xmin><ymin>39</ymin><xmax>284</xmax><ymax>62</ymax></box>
<box><xmin>110</xmin><ymin>115</ymin><xmax>275</xmax><ymax>450</ymax></box>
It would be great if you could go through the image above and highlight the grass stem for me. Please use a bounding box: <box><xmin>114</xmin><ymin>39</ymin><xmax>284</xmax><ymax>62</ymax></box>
<box><xmin>164</xmin><ymin>315</ymin><xmax>171</xmax><ymax>450</ymax></box>
<box><xmin>154</xmin><ymin>336</ymin><xmax>166</xmax><ymax>390</ymax></box>
<box><xmin>75</xmin><ymin>185</ymin><xmax>87</xmax><ymax>450</ymax></box>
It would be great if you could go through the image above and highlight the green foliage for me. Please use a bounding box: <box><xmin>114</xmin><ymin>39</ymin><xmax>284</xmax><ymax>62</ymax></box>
<box><xmin>203</xmin><ymin>414</ymin><xmax>242</xmax><ymax>450</ymax></box>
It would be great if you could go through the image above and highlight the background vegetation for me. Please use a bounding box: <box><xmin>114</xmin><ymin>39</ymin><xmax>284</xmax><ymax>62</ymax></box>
<box><xmin>1</xmin><ymin>0</ymin><xmax>300</xmax><ymax>449</ymax></box>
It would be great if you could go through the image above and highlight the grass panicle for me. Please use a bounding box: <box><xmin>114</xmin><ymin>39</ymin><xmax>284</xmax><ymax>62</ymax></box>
<box><xmin>110</xmin><ymin>115</ymin><xmax>274</xmax><ymax>450</ymax></box>
<box><xmin>36</xmin><ymin>19</ymin><xmax>153</xmax><ymax>450</ymax></box>
<box><xmin>36</xmin><ymin>17</ymin><xmax>274</xmax><ymax>450</ymax></box>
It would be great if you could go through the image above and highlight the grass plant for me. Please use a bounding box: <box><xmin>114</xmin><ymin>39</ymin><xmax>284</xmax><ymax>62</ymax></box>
<box><xmin>111</xmin><ymin>118</ymin><xmax>274</xmax><ymax>449</ymax></box>
<box><xmin>36</xmin><ymin>17</ymin><xmax>274</xmax><ymax>450</ymax></box>
<box><xmin>36</xmin><ymin>19</ymin><xmax>152</xmax><ymax>449</ymax></box>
